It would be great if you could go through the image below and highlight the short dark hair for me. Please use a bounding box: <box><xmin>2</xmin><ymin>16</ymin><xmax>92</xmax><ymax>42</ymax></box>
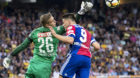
<box><xmin>62</xmin><ymin>13</ymin><xmax>76</xmax><ymax>21</ymax></box>
<box><xmin>40</xmin><ymin>12</ymin><xmax>52</xmax><ymax>26</ymax></box>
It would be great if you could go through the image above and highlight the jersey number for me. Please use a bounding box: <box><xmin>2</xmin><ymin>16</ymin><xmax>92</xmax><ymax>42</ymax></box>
<box><xmin>80</xmin><ymin>29</ymin><xmax>87</xmax><ymax>43</ymax></box>
<box><xmin>38</xmin><ymin>37</ymin><xmax>54</xmax><ymax>54</ymax></box>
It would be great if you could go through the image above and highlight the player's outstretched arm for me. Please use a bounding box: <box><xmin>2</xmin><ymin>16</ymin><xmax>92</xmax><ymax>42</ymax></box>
<box><xmin>3</xmin><ymin>38</ymin><xmax>32</xmax><ymax>68</ymax></box>
<box><xmin>57</xmin><ymin>1</ymin><xmax>93</xmax><ymax>35</ymax></box>
<box><xmin>10</xmin><ymin>38</ymin><xmax>32</xmax><ymax>56</ymax></box>
<box><xmin>49</xmin><ymin>26</ymin><xmax>74</xmax><ymax>44</ymax></box>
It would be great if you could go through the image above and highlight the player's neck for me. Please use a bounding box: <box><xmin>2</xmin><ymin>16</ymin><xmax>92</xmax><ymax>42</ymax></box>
<box><xmin>70</xmin><ymin>21</ymin><xmax>76</xmax><ymax>25</ymax></box>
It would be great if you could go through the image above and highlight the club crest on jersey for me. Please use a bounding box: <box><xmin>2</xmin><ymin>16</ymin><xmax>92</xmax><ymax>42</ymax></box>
<box><xmin>38</xmin><ymin>32</ymin><xmax>52</xmax><ymax>37</ymax></box>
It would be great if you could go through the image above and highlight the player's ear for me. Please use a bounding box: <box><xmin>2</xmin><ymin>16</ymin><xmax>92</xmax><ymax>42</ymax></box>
<box><xmin>68</xmin><ymin>19</ymin><xmax>71</xmax><ymax>25</ymax></box>
<box><xmin>45</xmin><ymin>24</ymin><xmax>48</xmax><ymax>27</ymax></box>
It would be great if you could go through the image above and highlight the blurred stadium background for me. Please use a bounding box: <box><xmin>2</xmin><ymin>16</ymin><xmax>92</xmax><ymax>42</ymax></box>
<box><xmin>0</xmin><ymin>0</ymin><xmax>140</xmax><ymax>78</ymax></box>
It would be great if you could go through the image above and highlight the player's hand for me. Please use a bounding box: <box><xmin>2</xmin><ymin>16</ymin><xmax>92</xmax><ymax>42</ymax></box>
<box><xmin>78</xmin><ymin>1</ymin><xmax>93</xmax><ymax>15</ymax></box>
<box><xmin>48</xmin><ymin>26</ymin><xmax>57</xmax><ymax>36</ymax></box>
<box><xmin>3</xmin><ymin>55</ymin><xmax>12</xmax><ymax>68</ymax></box>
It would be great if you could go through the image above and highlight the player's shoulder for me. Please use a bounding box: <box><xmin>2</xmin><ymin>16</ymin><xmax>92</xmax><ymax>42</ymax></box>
<box><xmin>32</xmin><ymin>27</ymin><xmax>42</xmax><ymax>31</ymax></box>
<box><xmin>34</xmin><ymin>26</ymin><xmax>50</xmax><ymax>32</ymax></box>
<box><xmin>67</xmin><ymin>24</ymin><xmax>79</xmax><ymax>30</ymax></box>
<box><xmin>51</xmin><ymin>26</ymin><xmax>59</xmax><ymax>32</ymax></box>
<box><xmin>29</xmin><ymin>27</ymin><xmax>44</xmax><ymax>35</ymax></box>
<box><xmin>35</xmin><ymin>26</ymin><xmax>45</xmax><ymax>30</ymax></box>
<box><xmin>29</xmin><ymin>27</ymin><xmax>41</xmax><ymax>36</ymax></box>
<box><xmin>74</xmin><ymin>24</ymin><xmax>84</xmax><ymax>29</ymax></box>
<box><xmin>54</xmin><ymin>26</ymin><xmax>61</xmax><ymax>30</ymax></box>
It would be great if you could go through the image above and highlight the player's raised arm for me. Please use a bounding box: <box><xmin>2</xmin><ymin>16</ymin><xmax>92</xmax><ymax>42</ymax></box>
<box><xmin>56</xmin><ymin>1</ymin><xmax>93</xmax><ymax>35</ymax></box>
<box><xmin>3</xmin><ymin>34</ymin><xmax>33</xmax><ymax>68</ymax></box>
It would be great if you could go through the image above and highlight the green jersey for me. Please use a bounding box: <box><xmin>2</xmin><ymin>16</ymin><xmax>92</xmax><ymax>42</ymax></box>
<box><xmin>10</xmin><ymin>14</ymin><xmax>81</xmax><ymax>62</ymax></box>
<box><xmin>11</xmin><ymin>26</ymin><xmax>65</xmax><ymax>61</ymax></box>
<box><xmin>29</xmin><ymin>26</ymin><xmax>65</xmax><ymax>58</ymax></box>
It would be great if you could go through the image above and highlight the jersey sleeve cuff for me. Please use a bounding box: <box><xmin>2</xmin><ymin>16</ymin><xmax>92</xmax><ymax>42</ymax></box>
<box><xmin>91</xmin><ymin>39</ymin><xmax>96</xmax><ymax>45</ymax></box>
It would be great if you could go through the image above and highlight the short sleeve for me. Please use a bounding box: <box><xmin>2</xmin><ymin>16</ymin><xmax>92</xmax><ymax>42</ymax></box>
<box><xmin>66</xmin><ymin>25</ymin><xmax>76</xmax><ymax>38</ymax></box>
<box><xmin>90</xmin><ymin>36</ymin><xmax>96</xmax><ymax>45</ymax></box>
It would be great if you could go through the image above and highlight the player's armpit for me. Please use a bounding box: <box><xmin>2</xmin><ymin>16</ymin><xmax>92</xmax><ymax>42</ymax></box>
<box><xmin>92</xmin><ymin>41</ymin><xmax>100</xmax><ymax>50</ymax></box>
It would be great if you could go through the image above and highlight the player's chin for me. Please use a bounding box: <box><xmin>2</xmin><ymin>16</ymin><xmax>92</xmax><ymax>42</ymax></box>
<box><xmin>52</xmin><ymin>24</ymin><xmax>56</xmax><ymax>27</ymax></box>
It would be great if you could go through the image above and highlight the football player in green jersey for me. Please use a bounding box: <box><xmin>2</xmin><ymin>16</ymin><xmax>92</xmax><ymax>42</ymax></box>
<box><xmin>3</xmin><ymin>1</ymin><xmax>93</xmax><ymax>78</ymax></box>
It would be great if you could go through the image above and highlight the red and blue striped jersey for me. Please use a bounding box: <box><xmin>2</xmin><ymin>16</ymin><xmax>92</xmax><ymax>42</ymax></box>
<box><xmin>66</xmin><ymin>24</ymin><xmax>96</xmax><ymax>58</ymax></box>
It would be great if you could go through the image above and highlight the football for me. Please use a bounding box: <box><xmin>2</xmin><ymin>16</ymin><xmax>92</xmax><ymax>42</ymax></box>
<box><xmin>105</xmin><ymin>0</ymin><xmax>120</xmax><ymax>8</ymax></box>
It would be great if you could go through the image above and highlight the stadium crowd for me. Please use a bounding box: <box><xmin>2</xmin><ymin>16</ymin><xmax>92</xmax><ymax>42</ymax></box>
<box><xmin>0</xmin><ymin>2</ymin><xmax>140</xmax><ymax>78</ymax></box>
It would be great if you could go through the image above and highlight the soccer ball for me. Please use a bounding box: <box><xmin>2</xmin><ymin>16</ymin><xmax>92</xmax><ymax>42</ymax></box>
<box><xmin>105</xmin><ymin>0</ymin><xmax>120</xmax><ymax>8</ymax></box>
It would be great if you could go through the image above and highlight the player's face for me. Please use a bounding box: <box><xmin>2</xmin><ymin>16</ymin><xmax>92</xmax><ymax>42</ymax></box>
<box><xmin>62</xmin><ymin>19</ymin><xmax>70</xmax><ymax>28</ymax></box>
<box><xmin>48</xmin><ymin>16</ymin><xmax>56</xmax><ymax>27</ymax></box>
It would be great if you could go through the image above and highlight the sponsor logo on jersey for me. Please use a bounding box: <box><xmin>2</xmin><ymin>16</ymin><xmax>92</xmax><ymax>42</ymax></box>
<box><xmin>38</xmin><ymin>32</ymin><xmax>52</xmax><ymax>37</ymax></box>
<box><xmin>74</xmin><ymin>42</ymin><xmax>89</xmax><ymax>49</ymax></box>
